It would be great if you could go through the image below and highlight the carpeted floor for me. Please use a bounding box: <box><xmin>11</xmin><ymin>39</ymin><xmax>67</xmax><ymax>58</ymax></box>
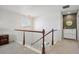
<box><xmin>0</xmin><ymin>42</ymin><xmax>38</xmax><ymax>54</ymax></box>
<box><xmin>0</xmin><ymin>39</ymin><xmax>79</xmax><ymax>54</ymax></box>
<box><xmin>46</xmin><ymin>39</ymin><xmax>79</xmax><ymax>54</ymax></box>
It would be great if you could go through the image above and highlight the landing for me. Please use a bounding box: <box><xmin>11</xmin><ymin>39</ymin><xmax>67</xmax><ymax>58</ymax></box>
<box><xmin>46</xmin><ymin>39</ymin><xmax>79</xmax><ymax>54</ymax></box>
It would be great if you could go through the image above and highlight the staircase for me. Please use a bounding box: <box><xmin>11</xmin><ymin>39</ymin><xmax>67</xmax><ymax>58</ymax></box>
<box><xmin>15</xmin><ymin>28</ymin><xmax>57</xmax><ymax>54</ymax></box>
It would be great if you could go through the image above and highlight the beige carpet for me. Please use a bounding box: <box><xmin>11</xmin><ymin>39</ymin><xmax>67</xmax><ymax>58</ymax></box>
<box><xmin>0</xmin><ymin>42</ymin><xmax>38</xmax><ymax>54</ymax></box>
<box><xmin>46</xmin><ymin>39</ymin><xmax>79</xmax><ymax>54</ymax></box>
<box><xmin>0</xmin><ymin>39</ymin><xmax>79</xmax><ymax>54</ymax></box>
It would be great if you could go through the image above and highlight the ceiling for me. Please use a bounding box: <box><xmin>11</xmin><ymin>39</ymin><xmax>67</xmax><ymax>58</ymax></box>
<box><xmin>0</xmin><ymin>5</ymin><xmax>79</xmax><ymax>16</ymax></box>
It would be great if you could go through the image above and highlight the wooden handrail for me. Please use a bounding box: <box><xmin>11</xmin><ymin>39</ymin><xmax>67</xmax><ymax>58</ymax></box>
<box><xmin>15</xmin><ymin>29</ymin><xmax>43</xmax><ymax>33</ymax></box>
<box><xmin>15</xmin><ymin>29</ymin><xmax>45</xmax><ymax>54</ymax></box>
<box><xmin>15</xmin><ymin>28</ymin><xmax>57</xmax><ymax>54</ymax></box>
<box><xmin>31</xmin><ymin>29</ymin><xmax>57</xmax><ymax>45</ymax></box>
<box><xmin>15</xmin><ymin>29</ymin><xmax>43</xmax><ymax>45</ymax></box>
<box><xmin>31</xmin><ymin>29</ymin><xmax>53</xmax><ymax>45</ymax></box>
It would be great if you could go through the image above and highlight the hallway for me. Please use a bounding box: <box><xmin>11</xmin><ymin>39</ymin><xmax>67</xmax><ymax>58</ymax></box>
<box><xmin>0</xmin><ymin>5</ymin><xmax>79</xmax><ymax>54</ymax></box>
<box><xmin>46</xmin><ymin>39</ymin><xmax>79</xmax><ymax>54</ymax></box>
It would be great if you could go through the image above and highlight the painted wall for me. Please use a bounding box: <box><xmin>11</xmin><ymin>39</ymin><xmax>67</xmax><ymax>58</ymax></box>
<box><xmin>0</xmin><ymin>6</ymin><xmax>63</xmax><ymax>50</ymax></box>
<box><xmin>33</xmin><ymin>6</ymin><xmax>62</xmax><ymax>48</ymax></box>
<box><xmin>0</xmin><ymin>8</ymin><xmax>18</xmax><ymax>42</ymax></box>
<box><xmin>0</xmin><ymin>6</ymin><xmax>79</xmax><ymax>51</ymax></box>
<box><xmin>0</xmin><ymin>8</ymin><xmax>33</xmax><ymax>44</ymax></box>
<box><xmin>77</xmin><ymin>11</ymin><xmax>79</xmax><ymax>40</ymax></box>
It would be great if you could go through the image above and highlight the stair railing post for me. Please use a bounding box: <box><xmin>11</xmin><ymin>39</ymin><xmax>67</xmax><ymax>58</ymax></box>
<box><xmin>52</xmin><ymin>29</ymin><xmax>54</xmax><ymax>45</ymax></box>
<box><xmin>23</xmin><ymin>31</ymin><xmax>25</xmax><ymax>45</ymax></box>
<box><xmin>42</xmin><ymin>29</ymin><xmax>45</xmax><ymax>54</ymax></box>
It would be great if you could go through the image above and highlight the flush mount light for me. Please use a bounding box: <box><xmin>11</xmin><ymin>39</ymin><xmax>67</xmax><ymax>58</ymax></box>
<box><xmin>66</xmin><ymin>20</ymin><xmax>73</xmax><ymax>26</ymax></box>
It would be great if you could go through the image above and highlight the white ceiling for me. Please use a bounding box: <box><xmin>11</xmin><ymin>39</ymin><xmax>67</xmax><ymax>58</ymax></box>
<box><xmin>62</xmin><ymin>5</ymin><xmax>79</xmax><ymax>14</ymax></box>
<box><xmin>0</xmin><ymin>5</ymin><xmax>79</xmax><ymax>16</ymax></box>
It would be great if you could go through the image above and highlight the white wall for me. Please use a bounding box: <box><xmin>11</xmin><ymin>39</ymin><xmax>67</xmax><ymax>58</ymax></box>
<box><xmin>0</xmin><ymin>6</ymin><xmax>63</xmax><ymax>50</ymax></box>
<box><xmin>0</xmin><ymin>8</ymin><xmax>18</xmax><ymax>42</ymax></box>
<box><xmin>77</xmin><ymin>10</ymin><xmax>79</xmax><ymax>40</ymax></box>
<box><xmin>0</xmin><ymin>6</ymin><xmax>79</xmax><ymax>51</ymax></box>
<box><xmin>33</xmin><ymin>6</ymin><xmax>62</xmax><ymax>47</ymax></box>
<box><xmin>0</xmin><ymin>8</ymin><xmax>33</xmax><ymax>44</ymax></box>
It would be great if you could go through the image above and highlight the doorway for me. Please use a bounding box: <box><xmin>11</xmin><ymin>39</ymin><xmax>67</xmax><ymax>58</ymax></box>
<box><xmin>62</xmin><ymin>13</ymin><xmax>77</xmax><ymax>40</ymax></box>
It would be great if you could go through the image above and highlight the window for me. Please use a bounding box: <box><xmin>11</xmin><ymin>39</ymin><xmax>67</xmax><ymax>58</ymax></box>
<box><xmin>20</xmin><ymin>15</ymin><xmax>32</xmax><ymax>27</ymax></box>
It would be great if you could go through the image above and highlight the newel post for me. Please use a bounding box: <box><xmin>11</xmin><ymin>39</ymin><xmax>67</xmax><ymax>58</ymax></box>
<box><xmin>23</xmin><ymin>31</ymin><xmax>25</xmax><ymax>45</ymax></box>
<box><xmin>52</xmin><ymin>29</ymin><xmax>54</xmax><ymax>45</ymax></box>
<box><xmin>42</xmin><ymin>29</ymin><xmax>45</xmax><ymax>54</ymax></box>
